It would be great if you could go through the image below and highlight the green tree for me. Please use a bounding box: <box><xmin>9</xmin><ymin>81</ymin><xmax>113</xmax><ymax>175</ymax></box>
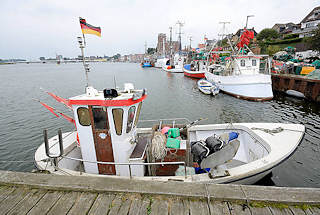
<box><xmin>266</xmin><ymin>45</ymin><xmax>281</xmax><ymax>56</ymax></box>
<box><xmin>308</xmin><ymin>25</ymin><xmax>320</xmax><ymax>52</ymax></box>
<box><xmin>147</xmin><ymin>48</ymin><xmax>156</xmax><ymax>55</ymax></box>
<box><xmin>257</xmin><ymin>28</ymin><xmax>280</xmax><ymax>41</ymax></box>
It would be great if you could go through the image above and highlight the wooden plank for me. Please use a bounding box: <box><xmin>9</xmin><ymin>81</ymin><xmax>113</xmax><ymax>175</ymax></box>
<box><xmin>310</xmin><ymin>206</ymin><xmax>320</xmax><ymax>214</ymax></box>
<box><xmin>190</xmin><ymin>199</ymin><xmax>210</xmax><ymax>215</ymax></box>
<box><xmin>181</xmin><ymin>199</ymin><xmax>190</xmax><ymax>215</ymax></box>
<box><xmin>7</xmin><ymin>189</ymin><xmax>47</xmax><ymax>215</ymax></box>
<box><xmin>0</xmin><ymin>187</ymin><xmax>30</xmax><ymax>214</ymax></box>
<box><xmin>289</xmin><ymin>206</ymin><xmax>306</xmax><ymax>215</ymax></box>
<box><xmin>0</xmin><ymin>186</ymin><xmax>16</xmax><ymax>203</ymax></box>
<box><xmin>170</xmin><ymin>198</ymin><xmax>188</xmax><ymax>215</ymax></box>
<box><xmin>27</xmin><ymin>191</ymin><xmax>63</xmax><ymax>215</ymax></box>
<box><xmin>117</xmin><ymin>196</ymin><xmax>132</xmax><ymax>215</ymax></box>
<box><xmin>108</xmin><ymin>195</ymin><xmax>123</xmax><ymax>215</ymax></box>
<box><xmin>68</xmin><ymin>192</ymin><xmax>97</xmax><ymax>215</ymax></box>
<box><xmin>149</xmin><ymin>198</ymin><xmax>168</xmax><ymax>215</ymax></box>
<box><xmin>47</xmin><ymin>191</ymin><xmax>79</xmax><ymax>215</ymax></box>
<box><xmin>268</xmin><ymin>207</ymin><xmax>293</xmax><ymax>215</ymax></box>
<box><xmin>228</xmin><ymin>202</ymin><xmax>250</xmax><ymax>215</ymax></box>
<box><xmin>249</xmin><ymin>206</ymin><xmax>273</xmax><ymax>215</ymax></box>
<box><xmin>209</xmin><ymin>201</ymin><xmax>230</xmax><ymax>215</ymax></box>
<box><xmin>88</xmin><ymin>193</ymin><xmax>115</xmax><ymax>215</ymax></box>
<box><xmin>128</xmin><ymin>197</ymin><xmax>142</xmax><ymax>215</ymax></box>
<box><xmin>139</xmin><ymin>197</ymin><xmax>150</xmax><ymax>215</ymax></box>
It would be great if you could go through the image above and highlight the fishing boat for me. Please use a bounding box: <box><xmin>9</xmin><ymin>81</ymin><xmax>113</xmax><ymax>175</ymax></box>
<box><xmin>34</xmin><ymin>36</ymin><xmax>305</xmax><ymax>185</ymax></box>
<box><xmin>205</xmin><ymin>29</ymin><xmax>273</xmax><ymax>101</ymax></box>
<box><xmin>34</xmin><ymin>85</ymin><xmax>305</xmax><ymax>184</ymax></box>
<box><xmin>162</xmin><ymin>54</ymin><xmax>185</xmax><ymax>73</ymax></box>
<box><xmin>141</xmin><ymin>60</ymin><xmax>153</xmax><ymax>68</ymax></box>
<box><xmin>183</xmin><ymin>63</ymin><xmax>205</xmax><ymax>79</ymax></box>
<box><xmin>197</xmin><ymin>79</ymin><xmax>219</xmax><ymax>95</ymax></box>
<box><xmin>154</xmin><ymin>57</ymin><xmax>169</xmax><ymax>68</ymax></box>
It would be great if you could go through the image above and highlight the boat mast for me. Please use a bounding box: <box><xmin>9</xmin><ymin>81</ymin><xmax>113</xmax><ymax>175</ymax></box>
<box><xmin>169</xmin><ymin>26</ymin><xmax>173</xmax><ymax>66</ymax></box>
<box><xmin>77</xmin><ymin>36</ymin><xmax>90</xmax><ymax>88</ymax></box>
<box><xmin>176</xmin><ymin>21</ymin><xmax>184</xmax><ymax>53</ymax></box>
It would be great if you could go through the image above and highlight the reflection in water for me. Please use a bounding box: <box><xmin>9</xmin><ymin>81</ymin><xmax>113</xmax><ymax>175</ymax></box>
<box><xmin>0</xmin><ymin>63</ymin><xmax>319</xmax><ymax>187</ymax></box>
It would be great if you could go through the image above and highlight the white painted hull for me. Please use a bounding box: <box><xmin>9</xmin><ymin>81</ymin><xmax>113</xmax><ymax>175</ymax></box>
<box><xmin>205</xmin><ymin>72</ymin><xmax>273</xmax><ymax>101</ymax></box>
<box><xmin>154</xmin><ymin>58</ymin><xmax>169</xmax><ymax>68</ymax></box>
<box><xmin>35</xmin><ymin>123</ymin><xmax>304</xmax><ymax>185</ymax></box>
<box><xmin>162</xmin><ymin>66</ymin><xmax>183</xmax><ymax>73</ymax></box>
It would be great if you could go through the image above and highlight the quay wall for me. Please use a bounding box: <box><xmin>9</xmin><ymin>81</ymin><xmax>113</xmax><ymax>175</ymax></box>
<box><xmin>271</xmin><ymin>74</ymin><xmax>320</xmax><ymax>102</ymax></box>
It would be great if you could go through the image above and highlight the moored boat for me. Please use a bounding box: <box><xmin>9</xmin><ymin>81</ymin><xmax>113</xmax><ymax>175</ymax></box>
<box><xmin>197</xmin><ymin>79</ymin><xmax>219</xmax><ymax>95</ymax></box>
<box><xmin>205</xmin><ymin>29</ymin><xmax>273</xmax><ymax>101</ymax></box>
<box><xmin>183</xmin><ymin>64</ymin><xmax>205</xmax><ymax>79</ymax></box>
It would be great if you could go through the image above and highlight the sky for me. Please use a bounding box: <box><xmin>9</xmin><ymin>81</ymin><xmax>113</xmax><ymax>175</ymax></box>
<box><xmin>0</xmin><ymin>0</ymin><xmax>319</xmax><ymax>60</ymax></box>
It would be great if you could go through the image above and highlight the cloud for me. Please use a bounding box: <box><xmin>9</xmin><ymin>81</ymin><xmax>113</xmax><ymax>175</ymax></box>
<box><xmin>0</xmin><ymin>0</ymin><xmax>319</xmax><ymax>59</ymax></box>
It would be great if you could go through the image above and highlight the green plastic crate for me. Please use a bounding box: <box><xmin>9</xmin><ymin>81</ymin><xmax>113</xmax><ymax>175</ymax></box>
<box><xmin>168</xmin><ymin>128</ymin><xmax>180</xmax><ymax>138</ymax></box>
<box><xmin>166</xmin><ymin>138</ymin><xmax>180</xmax><ymax>149</ymax></box>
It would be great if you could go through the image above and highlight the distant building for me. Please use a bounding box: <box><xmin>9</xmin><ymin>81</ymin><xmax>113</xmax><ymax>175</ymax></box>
<box><xmin>272</xmin><ymin>23</ymin><xmax>299</xmax><ymax>35</ymax></box>
<box><xmin>292</xmin><ymin>6</ymin><xmax>320</xmax><ymax>38</ymax></box>
<box><xmin>157</xmin><ymin>33</ymin><xmax>167</xmax><ymax>56</ymax></box>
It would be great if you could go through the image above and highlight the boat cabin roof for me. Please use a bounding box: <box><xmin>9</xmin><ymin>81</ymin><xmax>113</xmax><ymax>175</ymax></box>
<box><xmin>68</xmin><ymin>86</ymin><xmax>146</xmax><ymax>107</ymax></box>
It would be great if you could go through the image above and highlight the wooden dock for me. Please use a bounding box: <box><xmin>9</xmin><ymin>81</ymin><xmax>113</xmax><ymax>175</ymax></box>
<box><xmin>271</xmin><ymin>73</ymin><xmax>320</xmax><ymax>102</ymax></box>
<box><xmin>0</xmin><ymin>170</ymin><xmax>320</xmax><ymax>215</ymax></box>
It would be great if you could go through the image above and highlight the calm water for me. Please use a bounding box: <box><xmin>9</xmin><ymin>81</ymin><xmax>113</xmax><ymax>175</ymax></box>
<box><xmin>0</xmin><ymin>62</ymin><xmax>319</xmax><ymax>187</ymax></box>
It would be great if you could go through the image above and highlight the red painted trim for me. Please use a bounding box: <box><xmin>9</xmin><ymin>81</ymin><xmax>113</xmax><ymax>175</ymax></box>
<box><xmin>68</xmin><ymin>95</ymin><xmax>147</xmax><ymax>106</ymax></box>
<box><xmin>184</xmin><ymin>71</ymin><xmax>205</xmax><ymax>79</ymax></box>
<box><xmin>234</xmin><ymin>56</ymin><xmax>261</xmax><ymax>59</ymax></box>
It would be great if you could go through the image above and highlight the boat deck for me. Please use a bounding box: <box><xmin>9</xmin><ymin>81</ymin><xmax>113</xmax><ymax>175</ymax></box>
<box><xmin>0</xmin><ymin>170</ymin><xmax>320</xmax><ymax>215</ymax></box>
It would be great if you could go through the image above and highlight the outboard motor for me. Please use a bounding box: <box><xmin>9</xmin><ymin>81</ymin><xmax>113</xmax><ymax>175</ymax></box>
<box><xmin>191</xmin><ymin>141</ymin><xmax>209</xmax><ymax>164</ymax></box>
<box><xmin>205</xmin><ymin>135</ymin><xmax>223</xmax><ymax>153</ymax></box>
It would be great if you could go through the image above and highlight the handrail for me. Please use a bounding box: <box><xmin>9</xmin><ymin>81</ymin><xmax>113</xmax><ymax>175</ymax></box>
<box><xmin>61</xmin><ymin>155</ymin><xmax>188</xmax><ymax>179</ymax></box>
<box><xmin>139</xmin><ymin>118</ymin><xmax>191</xmax><ymax>123</ymax></box>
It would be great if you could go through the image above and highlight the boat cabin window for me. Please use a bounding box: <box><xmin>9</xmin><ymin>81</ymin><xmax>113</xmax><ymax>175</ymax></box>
<box><xmin>112</xmin><ymin>109</ymin><xmax>123</xmax><ymax>135</ymax></box>
<box><xmin>134</xmin><ymin>103</ymin><xmax>142</xmax><ymax>127</ymax></box>
<box><xmin>77</xmin><ymin>107</ymin><xmax>91</xmax><ymax>126</ymax></box>
<box><xmin>252</xmin><ymin>59</ymin><xmax>256</xmax><ymax>66</ymax></box>
<box><xmin>126</xmin><ymin>106</ymin><xmax>136</xmax><ymax>133</ymax></box>
<box><xmin>92</xmin><ymin>107</ymin><xmax>108</xmax><ymax>130</ymax></box>
<box><xmin>240</xmin><ymin>59</ymin><xmax>245</xmax><ymax>67</ymax></box>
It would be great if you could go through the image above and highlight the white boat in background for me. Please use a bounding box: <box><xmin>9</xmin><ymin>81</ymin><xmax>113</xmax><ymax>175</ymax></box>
<box><xmin>197</xmin><ymin>79</ymin><xmax>219</xmax><ymax>95</ymax></box>
<box><xmin>154</xmin><ymin>57</ymin><xmax>169</xmax><ymax>68</ymax></box>
<box><xmin>205</xmin><ymin>29</ymin><xmax>273</xmax><ymax>101</ymax></box>
<box><xmin>162</xmin><ymin>54</ymin><xmax>185</xmax><ymax>73</ymax></box>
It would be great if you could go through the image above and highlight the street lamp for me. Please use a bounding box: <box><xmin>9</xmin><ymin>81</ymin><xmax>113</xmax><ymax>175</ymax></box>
<box><xmin>245</xmin><ymin>15</ymin><xmax>254</xmax><ymax>29</ymax></box>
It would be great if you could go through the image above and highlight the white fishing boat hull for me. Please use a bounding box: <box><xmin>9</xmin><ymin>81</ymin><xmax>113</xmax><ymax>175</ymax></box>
<box><xmin>205</xmin><ymin>72</ymin><xmax>273</xmax><ymax>101</ymax></box>
<box><xmin>162</xmin><ymin>66</ymin><xmax>183</xmax><ymax>73</ymax></box>
<box><xmin>35</xmin><ymin>123</ymin><xmax>304</xmax><ymax>185</ymax></box>
<box><xmin>154</xmin><ymin>58</ymin><xmax>169</xmax><ymax>68</ymax></box>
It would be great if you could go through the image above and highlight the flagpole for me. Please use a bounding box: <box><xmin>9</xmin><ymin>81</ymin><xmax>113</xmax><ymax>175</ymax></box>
<box><xmin>77</xmin><ymin>36</ymin><xmax>90</xmax><ymax>88</ymax></box>
<box><xmin>82</xmin><ymin>33</ymin><xmax>86</xmax><ymax>47</ymax></box>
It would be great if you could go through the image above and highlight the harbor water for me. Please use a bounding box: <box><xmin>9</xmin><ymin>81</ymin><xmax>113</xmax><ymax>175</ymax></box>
<box><xmin>0</xmin><ymin>62</ymin><xmax>319</xmax><ymax>187</ymax></box>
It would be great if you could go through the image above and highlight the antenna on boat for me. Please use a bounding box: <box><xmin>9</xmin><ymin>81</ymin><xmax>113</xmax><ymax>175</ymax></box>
<box><xmin>176</xmin><ymin>20</ymin><xmax>184</xmax><ymax>53</ymax></box>
<box><xmin>77</xmin><ymin>36</ymin><xmax>90</xmax><ymax>88</ymax></box>
<box><xmin>169</xmin><ymin>26</ymin><xmax>173</xmax><ymax>66</ymax></box>
<box><xmin>113</xmin><ymin>76</ymin><xmax>117</xmax><ymax>89</ymax></box>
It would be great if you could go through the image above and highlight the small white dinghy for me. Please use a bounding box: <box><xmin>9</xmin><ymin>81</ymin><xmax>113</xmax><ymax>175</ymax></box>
<box><xmin>197</xmin><ymin>79</ymin><xmax>219</xmax><ymax>95</ymax></box>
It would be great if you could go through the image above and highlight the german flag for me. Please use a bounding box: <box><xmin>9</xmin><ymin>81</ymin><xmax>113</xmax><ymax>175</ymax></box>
<box><xmin>79</xmin><ymin>18</ymin><xmax>101</xmax><ymax>37</ymax></box>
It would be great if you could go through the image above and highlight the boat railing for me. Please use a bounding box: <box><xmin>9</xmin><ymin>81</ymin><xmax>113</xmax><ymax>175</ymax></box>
<box><xmin>138</xmin><ymin>118</ymin><xmax>191</xmax><ymax>128</ymax></box>
<box><xmin>61</xmin><ymin>155</ymin><xmax>188</xmax><ymax>179</ymax></box>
